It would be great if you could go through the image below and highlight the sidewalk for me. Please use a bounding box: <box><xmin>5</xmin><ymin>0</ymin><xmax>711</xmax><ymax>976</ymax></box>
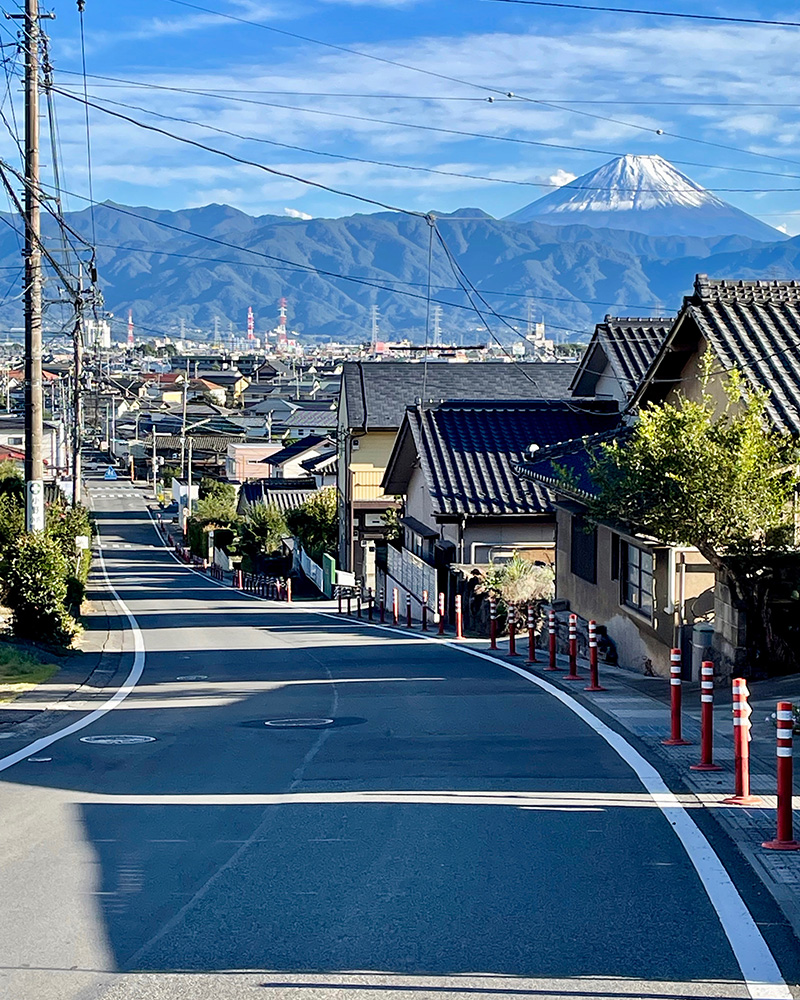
<box><xmin>474</xmin><ymin>631</ymin><xmax>800</xmax><ymax>941</ymax></box>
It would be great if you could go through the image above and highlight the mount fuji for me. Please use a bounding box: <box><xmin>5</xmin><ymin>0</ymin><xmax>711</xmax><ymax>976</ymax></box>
<box><xmin>505</xmin><ymin>154</ymin><xmax>785</xmax><ymax>242</ymax></box>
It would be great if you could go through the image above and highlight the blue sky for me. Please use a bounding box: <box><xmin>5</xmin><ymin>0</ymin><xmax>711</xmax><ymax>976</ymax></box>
<box><xmin>6</xmin><ymin>0</ymin><xmax>800</xmax><ymax>232</ymax></box>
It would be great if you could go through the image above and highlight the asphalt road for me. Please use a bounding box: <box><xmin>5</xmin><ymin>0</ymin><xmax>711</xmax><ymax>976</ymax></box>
<box><xmin>0</xmin><ymin>475</ymin><xmax>796</xmax><ymax>1000</ymax></box>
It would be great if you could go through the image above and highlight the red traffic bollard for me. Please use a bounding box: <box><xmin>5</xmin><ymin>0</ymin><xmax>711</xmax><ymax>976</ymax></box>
<box><xmin>691</xmin><ymin>662</ymin><xmax>722</xmax><ymax>771</ymax></box>
<box><xmin>406</xmin><ymin>594</ymin><xmax>412</xmax><ymax>628</ymax></box>
<box><xmin>662</xmin><ymin>648</ymin><xmax>691</xmax><ymax>746</ymax></box>
<box><xmin>526</xmin><ymin>605</ymin><xmax>536</xmax><ymax>664</ymax></box>
<box><xmin>392</xmin><ymin>588</ymin><xmax>399</xmax><ymax>625</ymax></box>
<box><xmin>286</xmin><ymin>578</ymin><xmax>292</xmax><ymax>603</ymax></box>
<box><xmin>489</xmin><ymin>595</ymin><xmax>498</xmax><ymax>650</ymax></box>
<box><xmin>546</xmin><ymin>608</ymin><xmax>559</xmax><ymax>671</ymax></box>
<box><xmin>565</xmin><ymin>614</ymin><xmax>583</xmax><ymax>681</ymax></box>
<box><xmin>438</xmin><ymin>592</ymin><xmax>446</xmax><ymax>635</ymax></box>
<box><xmin>763</xmin><ymin>702</ymin><xmax>799</xmax><ymax>850</ymax></box>
<box><xmin>508</xmin><ymin>605</ymin><xmax>519</xmax><ymax>656</ymax></box>
<box><xmin>585</xmin><ymin>620</ymin><xmax>606</xmax><ymax>691</ymax></box>
<box><xmin>723</xmin><ymin>678</ymin><xmax>759</xmax><ymax>806</ymax></box>
<box><xmin>454</xmin><ymin>594</ymin><xmax>463</xmax><ymax>639</ymax></box>
<box><xmin>422</xmin><ymin>590</ymin><xmax>429</xmax><ymax>631</ymax></box>
<box><xmin>380</xmin><ymin>590</ymin><xmax>386</xmax><ymax>624</ymax></box>
<box><xmin>236</xmin><ymin>569</ymin><xmax>243</xmax><ymax>589</ymax></box>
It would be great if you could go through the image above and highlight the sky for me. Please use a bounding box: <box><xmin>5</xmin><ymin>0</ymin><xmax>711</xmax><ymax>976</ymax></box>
<box><xmin>3</xmin><ymin>0</ymin><xmax>800</xmax><ymax>232</ymax></box>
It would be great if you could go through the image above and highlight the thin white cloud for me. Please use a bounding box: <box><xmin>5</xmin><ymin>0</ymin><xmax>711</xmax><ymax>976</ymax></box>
<box><xmin>549</xmin><ymin>169</ymin><xmax>577</xmax><ymax>187</ymax></box>
<box><xmin>284</xmin><ymin>207</ymin><xmax>313</xmax><ymax>219</ymax></box>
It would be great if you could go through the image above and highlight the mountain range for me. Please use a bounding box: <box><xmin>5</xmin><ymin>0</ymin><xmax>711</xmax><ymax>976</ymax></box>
<box><xmin>0</xmin><ymin>155</ymin><xmax>796</xmax><ymax>345</ymax></box>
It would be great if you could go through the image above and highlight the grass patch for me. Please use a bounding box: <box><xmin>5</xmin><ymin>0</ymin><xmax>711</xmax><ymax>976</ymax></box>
<box><xmin>0</xmin><ymin>644</ymin><xmax>58</xmax><ymax>703</ymax></box>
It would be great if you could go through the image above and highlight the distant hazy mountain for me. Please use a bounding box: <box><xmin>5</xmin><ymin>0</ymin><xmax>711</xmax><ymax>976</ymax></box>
<box><xmin>0</xmin><ymin>196</ymin><xmax>797</xmax><ymax>343</ymax></box>
<box><xmin>505</xmin><ymin>154</ymin><xmax>784</xmax><ymax>242</ymax></box>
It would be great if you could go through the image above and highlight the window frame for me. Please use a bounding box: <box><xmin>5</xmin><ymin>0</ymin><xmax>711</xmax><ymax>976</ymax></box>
<box><xmin>622</xmin><ymin>541</ymin><xmax>654</xmax><ymax>618</ymax></box>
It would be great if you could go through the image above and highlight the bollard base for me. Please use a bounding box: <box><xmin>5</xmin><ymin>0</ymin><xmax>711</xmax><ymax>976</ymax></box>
<box><xmin>762</xmin><ymin>839</ymin><xmax>800</xmax><ymax>851</ymax></box>
<box><xmin>661</xmin><ymin>737</ymin><xmax>691</xmax><ymax>746</ymax></box>
<box><xmin>584</xmin><ymin>684</ymin><xmax>607</xmax><ymax>692</ymax></box>
<box><xmin>563</xmin><ymin>675</ymin><xmax>585</xmax><ymax>682</ymax></box>
<box><xmin>544</xmin><ymin>665</ymin><xmax>562</xmax><ymax>672</ymax></box>
<box><xmin>690</xmin><ymin>762</ymin><xmax>724</xmax><ymax>771</ymax></box>
<box><xmin>722</xmin><ymin>795</ymin><xmax>762</xmax><ymax>806</ymax></box>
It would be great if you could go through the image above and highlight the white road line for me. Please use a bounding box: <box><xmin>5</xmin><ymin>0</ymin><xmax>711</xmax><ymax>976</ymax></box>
<box><xmin>312</xmin><ymin>611</ymin><xmax>792</xmax><ymax>1000</ymax></box>
<box><xmin>0</xmin><ymin>530</ymin><xmax>146</xmax><ymax>774</ymax></box>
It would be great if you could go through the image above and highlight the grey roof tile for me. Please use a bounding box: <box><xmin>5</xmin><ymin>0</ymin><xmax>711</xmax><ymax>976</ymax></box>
<box><xmin>395</xmin><ymin>399</ymin><xmax>620</xmax><ymax>517</ymax></box>
<box><xmin>341</xmin><ymin>361</ymin><xmax>576</xmax><ymax>430</ymax></box>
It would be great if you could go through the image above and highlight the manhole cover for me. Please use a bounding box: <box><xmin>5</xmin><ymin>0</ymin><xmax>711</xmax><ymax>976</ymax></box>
<box><xmin>264</xmin><ymin>718</ymin><xmax>334</xmax><ymax>729</ymax></box>
<box><xmin>177</xmin><ymin>675</ymin><xmax>208</xmax><ymax>681</ymax></box>
<box><xmin>80</xmin><ymin>735</ymin><xmax>157</xmax><ymax>745</ymax></box>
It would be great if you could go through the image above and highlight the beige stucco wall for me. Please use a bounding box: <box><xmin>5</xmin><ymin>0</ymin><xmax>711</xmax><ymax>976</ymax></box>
<box><xmin>555</xmin><ymin>510</ymin><xmax>713</xmax><ymax>677</ymax></box>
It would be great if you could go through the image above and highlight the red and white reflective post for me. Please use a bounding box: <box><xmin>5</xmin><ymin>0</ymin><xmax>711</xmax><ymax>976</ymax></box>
<box><xmin>489</xmin><ymin>595</ymin><xmax>498</xmax><ymax>650</ymax></box>
<box><xmin>763</xmin><ymin>702</ymin><xmax>799</xmax><ymax>851</ymax></box>
<box><xmin>546</xmin><ymin>608</ymin><xmax>559</xmax><ymax>671</ymax></box>
<box><xmin>392</xmin><ymin>588</ymin><xmax>399</xmax><ymax>626</ymax></box>
<box><xmin>286</xmin><ymin>578</ymin><xmax>292</xmax><ymax>604</ymax></box>
<box><xmin>438</xmin><ymin>592</ymin><xmax>446</xmax><ymax>636</ymax></box>
<box><xmin>455</xmin><ymin>594</ymin><xmax>463</xmax><ymax>639</ymax></box>
<box><xmin>406</xmin><ymin>594</ymin><xmax>412</xmax><ymax>628</ymax></box>
<box><xmin>422</xmin><ymin>590</ymin><xmax>429</xmax><ymax>631</ymax></box>
<box><xmin>508</xmin><ymin>605</ymin><xmax>518</xmax><ymax>656</ymax></box>
<box><xmin>585</xmin><ymin>620</ymin><xmax>606</xmax><ymax>692</ymax></box>
<box><xmin>357</xmin><ymin>590</ymin><xmax>362</xmax><ymax>618</ymax></box>
<box><xmin>662</xmin><ymin>648</ymin><xmax>691</xmax><ymax>746</ymax></box>
<box><xmin>380</xmin><ymin>589</ymin><xmax>386</xmax><ymax>624</ymax></box>
<box><xmin>368</xmin><ymin>588</ymin><xmax>374</xmax><ymax>622</ymax></box>
<box><xmin>565</xmin><ymin>613</ymin><xmax>582</xmax><ymax>681</ymax></box>
<box><xmin>691</xmin><ymin>661</ymin><xmax>722</xmax><ymax>771</ymax></box>
<box><xmin>526</xmin><ymin>605</ymin><xmax>536</xmax><ymax>664</ymax></box>
<box><xmin>723</xmin><ymin>678</ymin><xmax>759</xmax><ymax>805</ymax></box>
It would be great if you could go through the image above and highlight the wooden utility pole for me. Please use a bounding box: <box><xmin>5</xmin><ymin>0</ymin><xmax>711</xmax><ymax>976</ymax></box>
<box><xmin>10</xmin><ymin>0</ymin><xmax>53</xmax><ymax>530</ymax></box>
<box><xmin>72</xmin><ymin>308</ymin><xmax>83</xmax><ymax>507</ymax></box>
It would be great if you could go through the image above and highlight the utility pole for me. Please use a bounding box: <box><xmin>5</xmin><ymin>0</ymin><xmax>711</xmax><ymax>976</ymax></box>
<box><xmin>72</xmin><ymin>305</ymin><xmax>83</xmax><ymax>506</ymax></box>
<box><xmin>10</xmin><ymin>0</ymin><xmax>53</xmax><ymax>531</ymax></box>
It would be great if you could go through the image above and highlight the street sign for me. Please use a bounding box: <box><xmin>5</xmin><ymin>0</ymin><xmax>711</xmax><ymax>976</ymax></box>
<box><xmin>104</xmin><ymin>466</ymin><xmax>118</xmax><ymax>481</ymax></box>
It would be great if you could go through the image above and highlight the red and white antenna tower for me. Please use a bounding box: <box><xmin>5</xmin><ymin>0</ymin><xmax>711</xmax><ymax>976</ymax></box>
<box><xmin>278</xmin><ymin>297</ymin><xmax>287</xmax><ymax>344</ymax></box>
<box><xmin>247</xmin><ymin>306</ymin><xmax>255</xmax><ymax>341</ymax></box>
<box><xmin>127</xmin><ymin>310</ymin><xmax>135</xmax><ymax>348</ymax></box>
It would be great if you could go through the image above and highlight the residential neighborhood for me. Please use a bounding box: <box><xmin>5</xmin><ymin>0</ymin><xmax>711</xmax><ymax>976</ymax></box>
<box><xmin>1</xmin><ymin>4</ymin><xmax>799</xmax><ymax>1000</ymax></box>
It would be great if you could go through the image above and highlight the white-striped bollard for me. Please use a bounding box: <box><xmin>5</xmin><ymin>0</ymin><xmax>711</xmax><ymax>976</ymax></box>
<box><xmin>763</xmin><ymin>702</ymin><xmax>799</xmax><ymax>851</ymax></box>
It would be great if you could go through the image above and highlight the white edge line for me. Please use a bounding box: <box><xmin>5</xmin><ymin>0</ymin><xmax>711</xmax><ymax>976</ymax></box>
<box><xmin>0</xmin><ymin>529</ymin><xmax>146</xmax><ymax>774</ymax></box>
<box><xmin>147</xmin><ymin>508</ymin><xmax>791</xmax><ymax>999</ymax></box>
<box><xmin>311</xmin><ymin>610</ymin><xmax>791</xmax><ymax>1000</ymax></box>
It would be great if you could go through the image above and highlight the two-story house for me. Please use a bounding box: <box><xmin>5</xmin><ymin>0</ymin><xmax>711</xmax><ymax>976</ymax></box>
<box><xmin>337</xmin><ymin>361</ymin><xmax>577</xmax><ymax>591</ymax></box>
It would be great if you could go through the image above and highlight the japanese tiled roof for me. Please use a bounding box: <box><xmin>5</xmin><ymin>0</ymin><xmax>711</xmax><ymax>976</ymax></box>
<box><xmin>261</xmin><ymin>435</ymin><xmax>334</xmax><ymax>466</ymax></box>
<box><xmin>681</xmin><ymin>275</ymin><xmax>800</xmax><ymax>434</ymax></box>
<box><xmin>571</xmin><ymin>316</ymin><xmax>672</xmax><ymax>398</ymax></box>
<box><xmin>283</xmin><ymin>409</ymin><xmax>338</xmax><ymax>428</ymax></box>
<box><xmin>396</xmin><ymin>399</ymin><xmax>620</xmax><ymax>517</ymax></box>
<box><xmin>512</xmin><ymin>426</ymin><xmax>631</xmax><ymax>500</ymax></box>
<box><xmin>341</xmin><ymin>361</ymin><xmax>576</xmax><ymax>430</ymax></box>
<box><xmin>239</xmin><ymin>478</ymin><xmax>317</xmax><ymax>513</ymax></box>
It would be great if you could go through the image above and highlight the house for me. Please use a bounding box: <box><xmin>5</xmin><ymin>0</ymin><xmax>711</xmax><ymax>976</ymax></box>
<box><xmin>569</xmin><ymin>317</ymin><xmax>672</xmax><ymax>404</ymax></box>
<box><xmin>515</xmin><ymin>277</ymin><xmax>800</xmax><ymax>677</ymax></box>
<box><xmin>237</xmin><ymin>477</ymin><xmax>318</xmax><ymax>516</ymax></box>
<box><xmin>381</xmin><ymin>399</ymin><xmax>620</xmax><ymax>610</ymax></box>
<box><xmin>282</xmin><ymin>405</ymin><xmax>338</xmax><ymax>437</ymax></box>
<box><xmin>337</xmin><ymin>360</ymin><xmax>576</xmax><ymax>591</ymax></box>
<box><xmin>0</xmin><ymin>415</ymin><xmax>65</xmax><ymax>478</ymax></box>
<box><xmin>194</xmin><ymin>370</ymin><xmax>250</xmax><ymax>405</ymax></box>
<box><xmin>300</xmin><ymin>450</ymin><xmax>337</xmax><ymax>489</ymax></box>
<box><xmin>263</xmin><ymin>435</ymin><xmax>335</xmax><ymax>480</ymax></box>
<box><xmin>225</xmin><ymin>442</ymin><xmax>285</xmax><ymax>482</ymax></box>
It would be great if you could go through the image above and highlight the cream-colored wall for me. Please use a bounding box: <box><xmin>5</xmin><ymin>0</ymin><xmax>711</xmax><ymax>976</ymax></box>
<box><xmin>664</xmin><ymin>336</ymin><xmax>729</xmax><ymax>412</ymax></box>
<box><xmin>350</xmin><ymin>430</ymin><xmax>398</xmax><ymax>500</ymax></box>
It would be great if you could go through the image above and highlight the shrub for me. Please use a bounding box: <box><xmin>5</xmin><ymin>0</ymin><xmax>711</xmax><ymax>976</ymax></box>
<box><xmin>479</xmin><ymin>553</ymin><xmax>555</xmax><ymax>608</ymax></box>
<box><xmin>286</xmin><ymin>487</ymin><xmax>337</xmax><ymax>559</ymax></box>
<box><xmin>6</xmin><ymin>533</ymin><xmax>77</xmax><ymax>645</ymax></box>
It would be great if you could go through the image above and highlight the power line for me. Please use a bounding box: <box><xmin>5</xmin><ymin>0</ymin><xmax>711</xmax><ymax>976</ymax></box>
<box><xmin>483</xmin><ymin>1</ymin><xmax>800</xmax><ymax>27</ymax></box>
<box><xmin>64</xmin><ymin>87</ymin><xmax>800</xmax><ymax>195</ymax></box>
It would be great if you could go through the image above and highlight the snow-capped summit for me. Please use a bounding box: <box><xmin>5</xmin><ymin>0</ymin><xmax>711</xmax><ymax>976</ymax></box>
<box><xmin>505</xmin><ymin>154</ymin><xmax>784</xmax><ymax>241</ymax></box>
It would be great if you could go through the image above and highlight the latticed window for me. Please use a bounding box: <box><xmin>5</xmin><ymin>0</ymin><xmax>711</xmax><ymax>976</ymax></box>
<box><xmin>623</xmin><ymin>542</ymin><xmax>654</xmax><ymax>616</ymax></box>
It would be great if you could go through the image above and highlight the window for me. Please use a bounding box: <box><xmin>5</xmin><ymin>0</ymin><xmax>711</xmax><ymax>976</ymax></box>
<box><xmin>8</xmin><ymin>437</ymin><xmax>22</xmax><ymax>446</ymax></box>
<box><xmin>570</xmin><ymin>515</ymin><xmax>597</xmax><ymax>584</ymax></box>
<box><xmin>623</xmin><ymin>542</ymin><xmax>654</xmax><ymax>617</ymax></box>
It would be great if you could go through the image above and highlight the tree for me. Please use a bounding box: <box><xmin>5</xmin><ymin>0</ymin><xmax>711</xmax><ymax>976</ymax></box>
<box><xmin>286</xmin><ymin>487</ymin><xmax>338</xmax><ymax>558</ymax></box>
<box><xmin>238</xmin><ymin>502</ymin><xmax>288</xmax><ymax>571</ymax></box>
<box><xmin>194</xmin><ymin>480</ymin><xmax>238</xmax><ymax>523</ymax></box>
<box><xmin>588</xmin><ymin>366</ymin><xmax>796</xmax><ymax>668</ymax></box>
<box><xmin>6</xmin><ymin>533</ymin><xmax>77</xmax><ymax>645</ymax></box>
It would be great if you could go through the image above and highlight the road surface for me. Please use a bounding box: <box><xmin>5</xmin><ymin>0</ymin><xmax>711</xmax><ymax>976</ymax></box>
<box><xmin>0</xmin><ymin>476</ymin><xmax>797</xmax><ymax>1000</ymax></box>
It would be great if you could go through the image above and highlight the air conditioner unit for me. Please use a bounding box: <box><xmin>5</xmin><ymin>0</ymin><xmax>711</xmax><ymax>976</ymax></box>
<box><xmin>351</xmin><ymin>439</ymin><xmax>360</xmax><ymax>451</ymax></box>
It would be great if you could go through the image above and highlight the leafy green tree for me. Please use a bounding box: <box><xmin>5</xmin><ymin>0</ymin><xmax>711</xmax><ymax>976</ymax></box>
<box><xmin>238</xmin><ymin>502</ymin><xmax>287</xmax><ymax>571</ymax></box>
<box><xmin>588</xmin><ymin>367</ymin><xmax>796</xmax><ymax>666</ymax></box>
<box><xmin>194</xmin><ymin>480</ymin><xmax>238</xmax><ymax>523</ymax></box>
<box><xmin>285</xmin><ymin>487</ymin><xmax>338</xmax><ymax>558</ymax></box>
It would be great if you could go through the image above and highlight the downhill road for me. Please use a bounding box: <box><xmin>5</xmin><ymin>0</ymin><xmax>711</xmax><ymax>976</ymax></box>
<box><xmin>0</xmin><ymin>476</ymin><xmax>797</xmax><ymax>1000</ymax></box>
